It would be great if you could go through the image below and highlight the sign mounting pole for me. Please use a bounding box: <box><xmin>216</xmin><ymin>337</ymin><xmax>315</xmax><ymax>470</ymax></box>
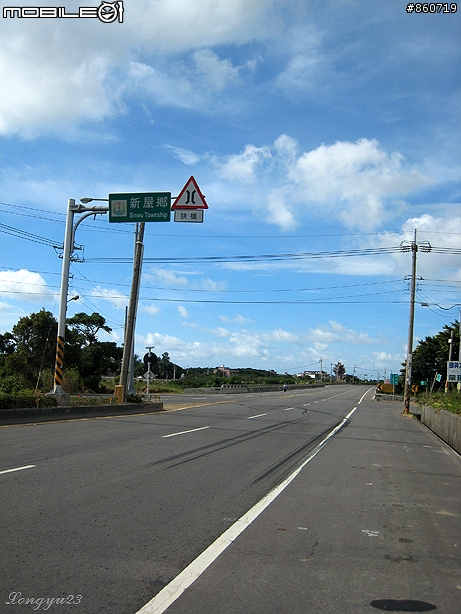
<box><xmin>119</xmin><ymin>222</ymin><xmax>145</xmax><ymax>401</ymax></box>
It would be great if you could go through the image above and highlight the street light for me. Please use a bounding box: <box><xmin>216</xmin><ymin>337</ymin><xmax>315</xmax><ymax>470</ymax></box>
<box><xmin>52</xmin><ymin>198</ymin><xmax>108</xmax><ymax>404</ymax></box>
<box><xmin>80</xmin><ymin>197</ymin><xmax>109</xmax><ymax>204</ymax></box>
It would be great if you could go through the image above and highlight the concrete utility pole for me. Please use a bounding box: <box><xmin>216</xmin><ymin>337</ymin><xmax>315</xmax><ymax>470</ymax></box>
<box><xmin>53</xmin><ymin>199</ymin><xmax>108</xmax><ymax>404</ymax></box>
<box><xmin>119</xmin><ymin>223</ymin><xmax>145</xmax><ymax>402</ymax></box>
<box><xmin>402</xmin><ymin>230</ymin><xmax>431</xmax><ymax>414</ymax></box>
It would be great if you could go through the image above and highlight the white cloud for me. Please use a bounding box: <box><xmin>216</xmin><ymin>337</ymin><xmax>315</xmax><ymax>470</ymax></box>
<box><xmin>145</xmin><ymin>269</ymin><xmax>189</xmax><ymax>287</ymax></box>
<box><xmin>141</xmin><ymin>304</ymin><xmax>161</xmax><ymax>316</ymax></box>
<box><xmin>275</xmin><ymin>27</ymin><xmax>328</xmax><ymax>97</ymax></box>
<box><xmin>288</xmin><ymin>138</ymin><xmax>429</xmax><ymax>230</ymax></box>
<box><xmin>216</xmin><ymin>135</ymin><xmax>430</xmax><ymax>232</ymax></box>
<box><xmin>0</xmin><ymin>0</ymin><xmax>276</xmax><ymax>136</ymax></box>
<box><xmin>126</xmin><ymin>0</ymin><xmax>276</xmax><ymax>53</ymax></box>
<box><xmin>219</xmin><ymin>313</ymin><xmax>253</xmax><ymax>324</ymax></box>
<box><xmin>165</xmin><ymin>145</ymin><xmax>202</xmax><ymax>166</ymax></box>
<box><xmin>178</xmin><ymin>306</ymin><xmax>189</xmax><ymax>318</ymax></box>
<box><xmin>201</xmin><ymin>278</ymin><xmax>227</xmax><ymax>292</ymax></box>
<box><xmin>89</xmin><ymin>286</ymin><xmax>127</xmax><ymax>309</ymax></box>
<box><xmin>0</xmin><ymin>269</ymin><xmax>52</xmax><ymax>301</ymax></box>
<box><xmin>219</xmin><ymin>144</ymin><xmax>272</xmax><ymax>184</ymax></box>
<box><xmin>307</xmin><ymin>321</ymin><xmax>378</xmax><ymax>346</ymax></box>
<box><xmin>192</xmin><ymin>49</ymin><xmax>242</xmax><ymax>92</ymax></box>
<box><xmin>266</xmin><ymin>189</ymin><xmax>296</xmax><ymax>230</ymax></box>
<box><xmin>378</xmin><ymin>213</ymin><xmax>461</xmax><ymax>279</ymax></box>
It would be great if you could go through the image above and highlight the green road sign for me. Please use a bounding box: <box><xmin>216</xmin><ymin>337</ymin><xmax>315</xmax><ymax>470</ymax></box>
<box><xmin>109</xmin><ymin>192</ymin><xmax>171</xmax><ymax>223</ymax></box>
<box><xmin>390</xmin><ymin>373</ymin><xmax>398</xmax><ymax>385</ymax></box>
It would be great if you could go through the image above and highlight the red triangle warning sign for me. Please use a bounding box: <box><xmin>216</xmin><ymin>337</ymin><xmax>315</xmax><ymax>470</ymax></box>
<box><xmin>172</xmin><ymin>176</ymin><xmax>208</xmax><ymax>210</ymax></box>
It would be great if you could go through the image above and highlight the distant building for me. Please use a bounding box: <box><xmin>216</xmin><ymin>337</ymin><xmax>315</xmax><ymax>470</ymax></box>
<box><xmin>295</xmin><ymin>370</ymin><xmax>326</xmax><ymax>379</ymax></box>
<box><xmin>214</xmin><ymin>365</ymin><xmax>239</xmax><ymax>378</ymax></box>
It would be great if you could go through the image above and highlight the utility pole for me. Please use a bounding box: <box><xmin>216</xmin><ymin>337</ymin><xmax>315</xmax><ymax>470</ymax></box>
<box><xmin>119</xmin><ymin>223</ymin><xmax>145</xmax><ymax>402</ymax></box>
<box><xmin>402</xmin><ymin>230</ymin><xmax>431</xmax><ymax>414</ymax></box>
<box><xmin>53</xmin><ymin>198</ymin><xmax>108</xmax><ymax>404</ymax></box>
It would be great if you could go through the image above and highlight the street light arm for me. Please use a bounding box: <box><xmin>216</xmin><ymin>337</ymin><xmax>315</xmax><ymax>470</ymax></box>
<box><xmin>71</xmin><ymin>209</ymin><xmax>108</xmax><ymax>251</ymax></box>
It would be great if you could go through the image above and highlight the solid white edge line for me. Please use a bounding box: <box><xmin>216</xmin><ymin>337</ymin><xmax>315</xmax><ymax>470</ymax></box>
<box><xmin>0</xmin><ymin>464</ymin><xmax>36</xmax><ymax>475</ymax></box>
<box><xmin>161</xmin><ymin>426</ymin><xmax>210</xmax><ymax>439</ymax></box>
<box><xmin>135</xmin><ymin>406</ymin><xmax>358</xmax><ymax>614</ymax></box>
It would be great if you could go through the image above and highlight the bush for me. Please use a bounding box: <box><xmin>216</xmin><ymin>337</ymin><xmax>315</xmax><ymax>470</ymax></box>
<box><xmin>126</xmin><ymin>393</ymin><xmax>143</xmax><ymax>403</ymax></box>
<box><xmin>417</xmin><ymin>391</ymin><xmax>461</xmax><ymax>416</ymax></box>
<box><xmin>0</xmin><ymin>391</ymin><xmax>58</xmax><ymax>409</ymax></box>
<box><xmin>62</xmin><ymin>368</ymin><xmax>84</xmax><ymax>394</ymax></box>
<box><xmin>0</xmin><ymin>373</ymin><xmax>32</xmax><ymax>394</ymax></box>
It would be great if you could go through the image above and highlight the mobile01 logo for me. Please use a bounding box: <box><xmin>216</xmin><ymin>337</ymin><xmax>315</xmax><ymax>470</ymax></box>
<box><xmin>3</xmin><ymin>1</ymin><xmax>124</xmax><ymax>22</ymax></box>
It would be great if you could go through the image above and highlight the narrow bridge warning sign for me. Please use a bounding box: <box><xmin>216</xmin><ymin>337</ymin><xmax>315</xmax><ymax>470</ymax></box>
<box><xmin>172</xmin><ymin>176</ymin><xmax>208</xmax><ymax>210</ymax></box>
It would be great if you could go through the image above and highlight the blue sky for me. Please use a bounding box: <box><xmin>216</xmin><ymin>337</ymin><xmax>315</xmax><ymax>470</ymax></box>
<box><xmin>0</xmin><ymin>0</ymin><xmax>460</xmax><ymax>379</ymax></box>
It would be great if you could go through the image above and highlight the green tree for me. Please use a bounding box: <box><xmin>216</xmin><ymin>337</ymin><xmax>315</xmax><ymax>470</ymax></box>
<box><xmin>405</xmin><ymin>320</ymin><xmax>460</xmax><ymax>388</ymax></box>
<box><xmin>77</xmin><ymin>342</ymin><xmax>123</xmax><ymax>391</ymax></box>
<box><xmin>66</xmin><ymin>312</ymin><xmax>121</xmax><ymax>391</ymax></box>
<box><xmin>333</xmin><ymin>362</ymin><xmax>346</xmax><ymax>381</ymax></box>
<box><xmin>3</xmin><ymin>309</ymin><xmax>57</xmax><ymax>389</ymax></box>
<box><xmin>0</xmin><ymin>332</ymin><xmax>15</xmax><ymax>356</ymax></box>
<box><xmin>66</xmin><ymin>312</ymin><xmax>111</xmax><ymax>347</ymax></box>
<box><xmin>158</xmin><ymin>352</ymin><xmax>173</xmax><ymax>379</ymax></box>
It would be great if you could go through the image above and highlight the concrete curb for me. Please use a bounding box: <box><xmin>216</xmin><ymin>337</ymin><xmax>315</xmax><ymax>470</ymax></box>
<box><xmin>0</xmin><ymin>403</ymin><xmax>164</xmax><ymax>426</ymax></box>
<box><xmin>418</xmin><ymin>404</ymin><xmax>461</xmax><ymax>455</ymax></box>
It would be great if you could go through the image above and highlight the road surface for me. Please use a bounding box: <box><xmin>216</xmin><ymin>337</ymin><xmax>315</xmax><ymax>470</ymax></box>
<box><xmin>1</xmin><ymin>386</ymin><xmax>460</xmax><ymax>613</ymax></box>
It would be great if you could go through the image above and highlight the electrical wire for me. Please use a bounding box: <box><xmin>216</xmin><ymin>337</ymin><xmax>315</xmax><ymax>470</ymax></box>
<box><xmin>85</xmin><ymin>246</ymin><xmax>401</xmax><ymax>264</ymax></box>
<box><xmin>0</xmin><ymin>223</ymin><xmax>59</xmax><ymax>247</ymax></box>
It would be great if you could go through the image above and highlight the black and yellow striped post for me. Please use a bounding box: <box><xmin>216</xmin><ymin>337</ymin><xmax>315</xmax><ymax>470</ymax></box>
<box><xmin>54</xmin><ymin>336</ymin><xmax>65</xmax><ymax>389</ymax></box>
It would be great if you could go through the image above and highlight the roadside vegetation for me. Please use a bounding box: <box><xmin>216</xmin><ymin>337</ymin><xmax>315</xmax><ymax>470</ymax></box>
<box><xmin>415</xmin><ymin>391</ymin><xmax>461</xmax><ymax>416</ymax></box>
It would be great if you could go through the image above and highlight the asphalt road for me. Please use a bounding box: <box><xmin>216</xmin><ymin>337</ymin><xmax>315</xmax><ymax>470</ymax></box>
<box><xmin>1</xmin><ymin>386</ymin><xmax>460</xmax><ymax>614</ymax></box>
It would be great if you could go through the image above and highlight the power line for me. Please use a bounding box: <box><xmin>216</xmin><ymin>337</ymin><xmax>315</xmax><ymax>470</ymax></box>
<box><xmin>85</xmin><ymin>246</ymin><xmax>401</xmax><ymax>264</ymax></box>
<box><xmin>0</xmin><ymin>223</ymin><xmax>59</xmax><ymax>247</ymax></box>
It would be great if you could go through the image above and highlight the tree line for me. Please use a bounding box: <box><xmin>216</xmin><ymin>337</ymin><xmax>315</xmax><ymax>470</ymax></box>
<box><xmin>404</xmin><ymin>320</ymin><xmax>460</xmax><ymax>391</ymax></box>
<box><xmin>0</xmin><ymin>309</ymin><xmax>122</xmax><ymax>393</ymax></box>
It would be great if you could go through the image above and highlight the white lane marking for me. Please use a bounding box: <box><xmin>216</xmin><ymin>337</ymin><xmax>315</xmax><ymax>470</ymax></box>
<box><xmin>362</xmin><ymin>530</ymin><xmax>380</xmax><ymax>537</ymax></box>
<box><xmin>303</xmin><ymin>403</ymin><xmax>310</xmax><ymax>407</ymax></box>
<box><xmin>247</xmin><ymin>413</ymin><xmax>267</xmax><ymax>420</ymax></box>
<box><xmin>161</xmin><ymin>426</ymin><xmax>210</xmax><ymax>438</ymax></box>
<box><xmin>136</xmin><ymin>408</ymin><xmax>356</xmax><ymax>614</ymax></box>
<box><xmin>358</xmin><ymin>388</ymin><xmax>373</xmax><ymax>404</ymax></box>
<box><xmin>0</xmin><ymin>464</ymin><xmax>36</xmax><ymax>475</ymax></box>
<box><xmin>345</xmin><ymin>407</ymin><xmax>357</xmax><ymax>420</ymax></box>
<box><xmin>284</xmin><ymin>407</ymin><xmax>294</xmax><ymax>411</ymax></box>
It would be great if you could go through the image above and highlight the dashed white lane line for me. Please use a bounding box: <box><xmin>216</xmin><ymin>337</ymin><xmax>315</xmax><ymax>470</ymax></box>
<box><xmin>284</xmin><ymin>407</ymin><xmax>294</xmax><ymax>411</ymax></box>
<box><xmin>0</xmin><ymin>465</ymin><xmax>36</xmax><ymax>475</ymax></box>
<box><xmin>161</xmin><ymin>426</ymin><xmax>210</xmax><ymax>438</ymax></box>
<box><xmin>136</xmin><ymin>406</ymin><xmax>358</xmax><ymax>614</ymax></box>
<box><xmin>247</xmin><ymin>413</ymin><xmax>267</xmax><ymax>420</ymax></box>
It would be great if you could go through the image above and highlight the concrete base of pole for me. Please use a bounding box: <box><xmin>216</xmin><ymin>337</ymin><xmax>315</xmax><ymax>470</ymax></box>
<box><xmin>49</xmin><ymin>392</ymin><xmax>71</xmax><ymax>407</ymax></box>
<box><xmin>114</xmin><ymin>385</ymin><xmax>124</xmax><ymax>404</ymax></box>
